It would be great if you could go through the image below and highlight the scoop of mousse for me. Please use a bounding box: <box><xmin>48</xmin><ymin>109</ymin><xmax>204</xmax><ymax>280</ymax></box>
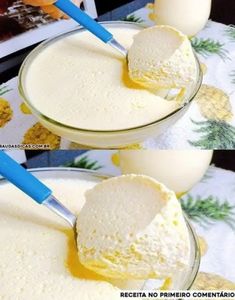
<box><xmin>128</xmin><ymin>25</ymin><xmax>197</xmax><ymax>92</ymax></box>
<box><xmin>76</xmin><ymin>174</ymin><xmax>190</xmax><ymax>280</ymax></box>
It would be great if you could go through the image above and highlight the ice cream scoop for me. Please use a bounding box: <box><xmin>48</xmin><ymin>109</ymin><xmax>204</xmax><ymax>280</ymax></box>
<box><xmin>0</xmin><ymin>151</ymin><xmax>77</xmax><ymax>229</ymax></box>
<box><xmin>0</xmin><ymin>152</ymin><xmax>190</xmax><ymax>281</ymax></box>
<box><xmin>128</xmin><ymin>25</ymin><xmax>197</xmax><ymax>92</ymax></box>
<box><xmin>53</xmin><ymin>0</ymin><xmax>127</xmax><ymax>57</ymax></box>
<box><xmin>48</xmin><ymin>1</ymin><xmax>197</xmax><ymax>97</ymax></box>
<box><xmin>53</xmin><ymin>0</ymin><xmax>196</xmax><ymax>94</ymax></box>
<box><xmin>77</xmin><ymin>174</ymin><xmax>190</xmax><ymax>280</ymax></box>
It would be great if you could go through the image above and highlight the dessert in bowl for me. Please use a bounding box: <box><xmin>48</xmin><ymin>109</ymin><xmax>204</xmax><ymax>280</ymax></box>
<box><xmin>19</xmin><ymin>22</ymin><xmax>202</xmax><ymax>149</ymax></box>
<box><xmin>0</xmin><ymin>168</ymin><xmax>200</xmax><ymax>299</ymax></box>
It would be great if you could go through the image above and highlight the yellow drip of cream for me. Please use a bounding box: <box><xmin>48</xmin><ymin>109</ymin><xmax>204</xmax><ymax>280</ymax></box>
<box><xmin>122</xmin><ymin>60</ymin><xmax>145</xmax><ymax>90</ymax></box>
<box><xmin>64</xmin><ymin>229</ymin><xmax>107</xmax><ymax>281</ymax></box>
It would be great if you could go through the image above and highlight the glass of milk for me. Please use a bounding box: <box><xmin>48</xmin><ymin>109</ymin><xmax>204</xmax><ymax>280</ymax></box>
<box><xmin>120</xmin><ymin>150</ymin><xmax>213</xmax><ymax>197</ymax></box>
<box><xmin>154</xmin><ymin>0</ymin><xmax>212</xmax><ymax>36</ymax></box>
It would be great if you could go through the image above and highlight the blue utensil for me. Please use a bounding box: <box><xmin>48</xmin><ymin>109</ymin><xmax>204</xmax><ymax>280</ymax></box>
<box><xmin>54</xmin><ymin>0</ymin><xmax>127</xmax><ymax>56</ymax></box>
<box><xmin>0</xmin><ymin>151</ymin><xmax>76</xmax><ymax>228</ymax></box>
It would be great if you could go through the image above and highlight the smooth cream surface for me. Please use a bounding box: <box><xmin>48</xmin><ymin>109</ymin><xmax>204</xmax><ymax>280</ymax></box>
<box><xmin>0</xmin><ymin>177</ymin><xmax>125</xmax><ymax>300</ymax></box>
<box><xmin>77</xmin><ymin>175</ymin><xmax>190</xmax><ymax>279</ymax></box>
<box><xmin>24</xmin><ymin>27</ymin><xmax>179</xmax><ymax>131</ymax></box>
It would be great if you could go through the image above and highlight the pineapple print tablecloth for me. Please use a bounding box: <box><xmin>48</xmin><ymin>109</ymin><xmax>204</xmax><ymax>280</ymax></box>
<box><xmin>66</xmin><ymin>149</ymin><xmax>235</xmax><ymax>290</ymax></box>
<box><xmin>1</xmin><ymin>5</ymin><xmax>235</xmax><ymax>149</ymax></box>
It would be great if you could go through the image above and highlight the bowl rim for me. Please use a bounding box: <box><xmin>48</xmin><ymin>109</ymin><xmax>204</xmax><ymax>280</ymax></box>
<box><xmin>183</xmin><ymin>213</ymin><xmax>201</xmax><ymax>290</ymax></box>
<box><xmin>18</xmin><ymin>21</ymin><xmax>203</xmax><ymax>135</ymax></box>
<box><xmin>0</xmin><ymin>166</ymin><xmax>201</xmax><ymax>289</ymax></box>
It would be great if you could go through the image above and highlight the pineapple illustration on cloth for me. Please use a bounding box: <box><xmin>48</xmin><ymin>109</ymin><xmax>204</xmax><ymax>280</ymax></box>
<box><xmin>0</xmin><ymin>98</ymin><xmax>13</xmax><ymax>128</ymax></box>
<box><xmin>0</xmin><ymin>86</ymin><xmax>13</xmax><ymax>128</ymax></box>
<box><xmin>185</xmin><ymin>28</ymin><xmax>235</xmax><ymax>149</ymax></box>
<box><xmin>189</xmin><ymin>85</ymin><xmax>235</xmax><ymax>149</ymax></box>
<box><xmin>192</xmin><ymin>272</ymin><xmax>235</xmax><ymax>290</ymax></box>
<box><xmin>22</xmin><ymin>122</ymin><xmax>61</xmax><ymax>150</ymax></box>
<box><xmin>195</xmin><ymin>85</ymin><xmax>233</xmax><ymax>122</ymax></box>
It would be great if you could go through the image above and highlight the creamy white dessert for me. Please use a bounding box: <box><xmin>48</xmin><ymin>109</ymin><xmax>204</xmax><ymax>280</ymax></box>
<box><xmin>128</xmin><ymin>25</ymin><xmax>197</xmax><ymax>92</ymax></box>
<box><xmin>23</xmin><ymin>26</ymin><xmax>180</xmax><ymax>131</ymax></box>
<box><xmin>77</xmin><ymin>174</ymin><xmax>190</xmax><ymax>279</ymax></box>
<box><xmin>119</xmin><ymin>150</ymin><xmax>213</xmax><ymax>195</ymax></box>
<box><xmin>0</xmin><ymin>176</ymin><xmax>126</xmax><ymax>300</ymax></box>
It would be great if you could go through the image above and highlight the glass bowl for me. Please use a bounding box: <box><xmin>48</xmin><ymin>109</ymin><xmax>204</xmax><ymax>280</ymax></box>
<box><xmin>0</xmin><ymin>167</ymin><xmax>200</xmax><ymax>291</ymax></box>
<box><xmin>18</xmin><ymin>22</ymin><xmax>203</xmax><ymax>149</ymax></box>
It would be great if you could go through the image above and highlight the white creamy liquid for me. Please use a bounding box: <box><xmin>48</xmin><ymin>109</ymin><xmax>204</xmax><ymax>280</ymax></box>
<box><xmin>154</xmin><ymin>0</ymin><xmax>212</xmax><ymax>36</ymax></box>
<box><xmin>0</xmin><ymin>175</ymin><xmax>145</xmax><ymax>300</ymax></box>
<box><xmin>23</xmin><ymin>27</ymin><xmax>179</xmax><ymax>131</ymax></box>
<box><xmin>120</xmin><ymin>150</ymin><xmax>213</xmax><ymax>194</ymax></box>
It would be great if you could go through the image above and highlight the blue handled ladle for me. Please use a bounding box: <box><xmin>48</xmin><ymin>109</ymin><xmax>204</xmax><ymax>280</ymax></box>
<box><xmin>0</xmin><ymin>151</ymin><xmax>77</xmax><ymax>229</ymax></box>
<box><xmin>54</xmin><ymin>0</ymin><xmax>127</xmax><ymax>57</ymax></box>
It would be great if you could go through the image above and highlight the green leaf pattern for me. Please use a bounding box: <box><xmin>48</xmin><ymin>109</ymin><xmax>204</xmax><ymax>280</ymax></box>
<box><xmin>0</xmin><ymin>86</ymin><xmax>12</xmax><ymax>96</ymax></box>
<box><xmin>121</xmin><ymin>14</ymin><xmax>144</xmax><ymax>23</ymax></box>
<box><xmin>225</xmin><ymin>25</ymin><xmax>235</xmax><ymax>42</ymax></box>
<box><xmin>190</xmin><ymin>37</ymin><xmax>229</xmax><ymax>60</ymax></box>
<box><xmin>63</xmin><ymin>155</ymin><xmax>102</xmax><ymax>170</ymax></box>
<box><xmin>189</xmin><ymin>119</ymin><xmax>235</xmax><ymax>149</ymax></box>
<box><xmin>181</xmin><ymin>195</ymin><xmax>235</xmax><ymax>229</ymax></box>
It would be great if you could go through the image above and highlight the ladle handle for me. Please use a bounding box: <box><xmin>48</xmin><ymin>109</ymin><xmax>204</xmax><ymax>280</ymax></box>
<box><xmin>0</xmin><ymin>151</ymin><xmax>52</xmax><ymax>204</ymax></box>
